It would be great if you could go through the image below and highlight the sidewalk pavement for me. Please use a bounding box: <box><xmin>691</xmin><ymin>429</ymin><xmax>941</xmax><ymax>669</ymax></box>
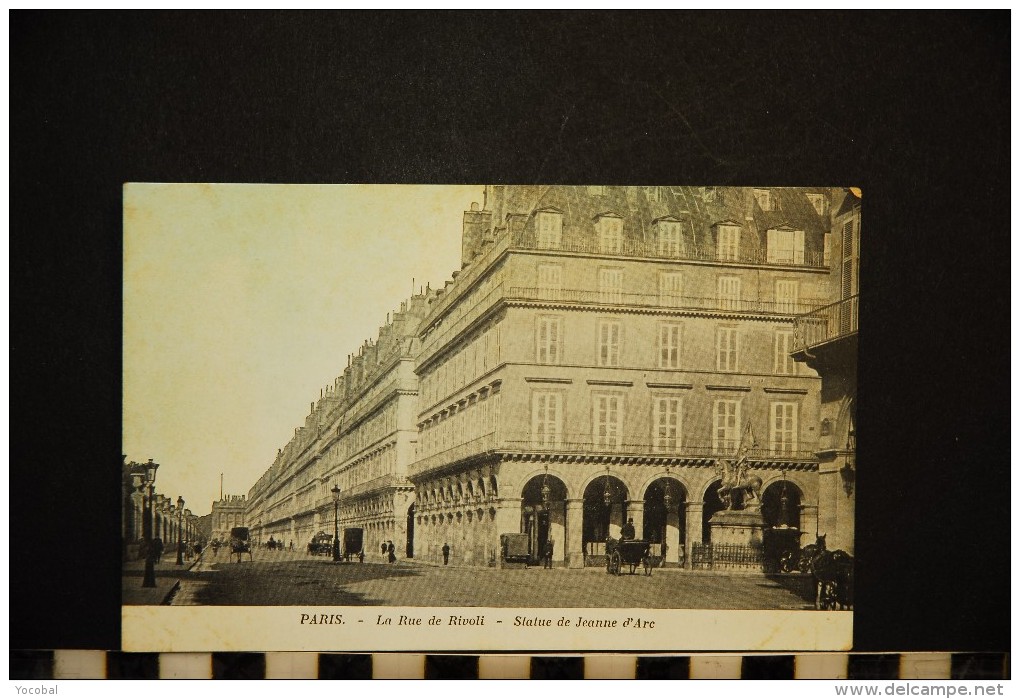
<box><xmin>121</xmin><ymin>549</ymin><xmax>203</xmax><ymax>605</ymax></box>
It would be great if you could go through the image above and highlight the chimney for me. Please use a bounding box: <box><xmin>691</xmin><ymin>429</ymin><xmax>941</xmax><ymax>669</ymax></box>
<box><xmin>462</xmin><ymin>205</ymin><xmax>492</xmax><ymax>267</ymax></box>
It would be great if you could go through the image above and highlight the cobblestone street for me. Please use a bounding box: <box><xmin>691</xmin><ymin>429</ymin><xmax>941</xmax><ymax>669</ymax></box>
<box><xmin>167</xmin><ymin>548</ymin><xmax>814</xmax><ymax>609</ymax></box>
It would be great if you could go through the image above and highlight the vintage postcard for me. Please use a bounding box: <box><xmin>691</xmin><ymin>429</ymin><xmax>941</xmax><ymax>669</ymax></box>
<box><xmin>122</xmin><ymin>184</ymin><xmax>858</xmax><ymax>652</ymax></box>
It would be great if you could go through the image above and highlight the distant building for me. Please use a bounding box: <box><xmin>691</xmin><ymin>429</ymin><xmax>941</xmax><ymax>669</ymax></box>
<box><xmin>408</xmin><ymin>186</ymin><xmax>830</xmax><ymax>567</ymax></box>
<box><xmin>210</xmin><ymin>494</ymin><xmax>247</xmax><ymax>542</ymax></box>
<box><xmin>792</xmin><ymin>188</ymin><xmax>860</xmax><ymax>554</ymax></box>
<box><xmin>245</xmin><ymin>294</ymin><xmax>432</xmax><ymax>556</ymax></box>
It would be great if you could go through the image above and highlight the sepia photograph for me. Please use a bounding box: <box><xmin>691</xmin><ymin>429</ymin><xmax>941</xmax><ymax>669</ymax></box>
<box><xmin>122</xmin><ymin>183</ymin><xmax>858</xmax><ymax>652</ymax></box>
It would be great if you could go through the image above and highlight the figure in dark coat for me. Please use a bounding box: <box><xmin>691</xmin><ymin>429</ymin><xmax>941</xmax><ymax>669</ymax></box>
<box><xmin>621</xmin><ymin>518</ymin><xmax>636</xmax><ymax>540</ymax></box>
<box><xmin>387</xmin><ymin>541</ymin><xmax>396</xmax><ymax>563</ymax></box>
<box><xmin>543</xmin><ymin>540</ymin><xmax>554</xmax><ymax>569</ymax></box>
<box><xmin>442</xmin><ymin>542</ymin><xmax>450</xmax><ymax>565</ymax></box>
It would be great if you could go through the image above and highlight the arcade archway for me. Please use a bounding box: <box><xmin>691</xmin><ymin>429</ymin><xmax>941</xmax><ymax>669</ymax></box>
<box><xmin>643</xmin><ymin>478</ymin><xmax>686</xmax><ymax>565</ymax></box>
<box><xmin>521</xmin><ymin>473</ymin><xmax>567</xmax><ymax>564</ymax></box>
<box><xmin>582</xmin><ymin>474</ymin><xmax>629</xmax><ymax>558</ymax></box>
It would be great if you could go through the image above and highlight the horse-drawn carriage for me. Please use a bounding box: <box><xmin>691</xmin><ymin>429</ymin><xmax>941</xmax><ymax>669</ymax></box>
<box><xmin>605</xmin><ymin>537</ymin><xmax>653</xmax><ymax>576</ymax></box>
<box><xmin>229</xmin><ymin>526</ymin><xmax>252</xmax><ymax>563</ymax></box>
<box><xmin>786</xmin><ymin>534</ymin><xmax>854</xmax><ymax>610</ymax></box>
<box><xmin>307</xmin><ymin>531</ymin><xmax>333</xmax><ymax>556</ymax></box>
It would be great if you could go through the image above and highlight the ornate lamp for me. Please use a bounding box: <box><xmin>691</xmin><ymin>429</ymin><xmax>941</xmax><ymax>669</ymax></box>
<box><xmin>540</xmin><ymin>467</ymin><xmax>551</xmax><ymax>510</ymax></box>
<box><xmin>141</xmin><ymin>459</ymin><xmax>159</xmax><ymax>588</ymax></box>
<box><xmin>662</xmin><ymin>483</ymin><xmax>674</xmax><ymax>511</ymax></box>
<box><xmin>176</xmin><ymin>496</ymin><xmax>185</xmax><ymax>566</ymax></box>
<box><xmin>331</xmin><ymin>484</ymin><xmax>342</xmax><ymax>562</ymax></box>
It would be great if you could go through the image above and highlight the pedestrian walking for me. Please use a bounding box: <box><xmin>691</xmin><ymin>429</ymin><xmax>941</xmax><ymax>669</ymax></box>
<box><xmin>154</xmin><ymin>537</ymin><xmax>164</xmax><ymax>563</ymax></box>
<box><xmin>387</xmin><ymin>541</ymin><xmax>396</xmax><ymax>564</ymax></box>
<box><xmin>442</xmin><ymin>542</ymin><xmax>450</xmax><ymax>565</ymax></box>
<box><xmin>543</xmin><ymin>539</ymin><xmax>554</xmax><ymax>569</ymax></box>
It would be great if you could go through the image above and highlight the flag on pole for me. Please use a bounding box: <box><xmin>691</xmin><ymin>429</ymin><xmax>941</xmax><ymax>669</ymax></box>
<box><xmin>735</xmin><ymin>420</ymin><xmax>757</xmax><ymax>461</ymax></box>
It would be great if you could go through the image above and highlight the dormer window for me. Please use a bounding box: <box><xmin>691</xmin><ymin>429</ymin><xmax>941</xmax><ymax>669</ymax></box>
<box><xmin>643</xmin><ymin>186</ymin><xmax>660</xmax><ymax>202</ymax></box>
<box><xmin>753</xmin><ymin>188</ymin><xmax>772</xmax><ymax>211</ymax></box>
<box><xmin>587</xmin><ymin>185</ymin><xmax>607</xmax><ymax>196</ymax></box>
<box><xmin>766</xmin><ymin>227</ymin><xmax>805</xmax><ymax>265</ymax></box>
<box><xmin>595</xmin><ymin>213</ymin><xmax>623</xmax><ymax>253</ymax></box>
<box><xmin>806</xmin><ymin>193</ymin><xmax>828</xmax><ymax>217</ymax></box>
<box><xmin>655</xmin><ymin>217</ymin><xmax>683</xmax><ymax>257</ymax></box>
<box><xmin>716</xmin><ymin>223</ymin><xmax>741</xmax><ymax>261</ymax></box>
<box><xmin>536</xmin><ymin>210</ymin><xmax>563</xmax><ymax>249</ymax></box>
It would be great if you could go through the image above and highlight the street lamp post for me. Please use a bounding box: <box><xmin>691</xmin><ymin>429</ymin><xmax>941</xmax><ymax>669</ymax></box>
<box><xmin>331</xmin><ymin>485</ymin><xmax>342</xmax><ymax>562</ymax></box>
<box><xmin>176</xmin><ymin>496</ymin><xmax>185</xmax><ymax>566</ymax></box>
<box><xmin>142</xmin><ymin>459</ymin><xmax>159</xmax><ymax>588</ymax></box>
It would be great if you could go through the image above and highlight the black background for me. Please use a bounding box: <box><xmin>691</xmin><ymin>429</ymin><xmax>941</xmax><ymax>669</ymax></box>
<box><xmin>11</xmin><ymin>12</ymin><xmax>1009</xmax><ymax>652</ymax></box>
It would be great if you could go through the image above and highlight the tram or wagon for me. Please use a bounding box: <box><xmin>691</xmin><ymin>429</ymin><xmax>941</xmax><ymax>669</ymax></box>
<box><xmin>229</xmin><ymin>526</ymin><xmax>253</xmax><ymax>563</ymax></box>
<box><xmin>500</xmin><ymin>533</ymin><xmax>531</xmax><ymax>565</ymax></box>
<box><xmin>605</xmin><ymin>537</ymin><xmax>653</xmax><ymax>576</ymax></box>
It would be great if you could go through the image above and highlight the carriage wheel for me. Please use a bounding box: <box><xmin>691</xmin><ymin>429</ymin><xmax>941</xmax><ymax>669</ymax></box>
<box><xmin>779</xmin><ymin>551</ymin><xmax>796</xmax><ymax>574</ymax></box>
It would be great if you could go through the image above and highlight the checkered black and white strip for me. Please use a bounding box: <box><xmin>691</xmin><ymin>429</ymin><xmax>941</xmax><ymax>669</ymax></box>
<box><xmin>10</xmin><ymin>651</ymin><xmax>1010</xmax><ymax>680</ymax></box>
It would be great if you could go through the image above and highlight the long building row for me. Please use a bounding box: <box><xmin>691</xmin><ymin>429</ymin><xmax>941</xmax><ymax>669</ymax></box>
<box><xmin>243</xmin><ymin>185</ymin><xmax>859</xmax><ymax>567</ymax></box>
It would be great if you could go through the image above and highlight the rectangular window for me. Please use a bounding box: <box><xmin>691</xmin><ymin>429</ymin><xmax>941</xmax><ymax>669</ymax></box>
<box><xmin>532</xmin><ymin>391</ymin><xmax>562</xmax><ymax>448</ymax></box>
<box><xmin>592</xmin><ymin>393</ymin><xmax>622</xmax><ymax>450</ymax></box>
<box><xmin>770</xmin><ymin>402</ymin><xmax>798</xmax><ymax>455</ymax></box>
<box><xmin>656</xmin><ymin>221</ymin><xmax>682</xmax><ymax>257</ymax></box>
<box><xmin>658</xmin><ymin>271</ymin><xmax>683</xmax><ymax>306</ymax></box>
<box><xmin>767</xmin><ymin>228</ymin><xmax>806</xmax><ymax>264</ymax></box>
<box><xmin>658</xmin><ymin>322</ymin><xmax>681</xmax><ymax>369</ymax></box>
<box><xmin>644</xmin><ymin>186</ymin><xmax>660</xmax><ymax>202</ymax></box>
<box><xmin>537</xmin><ymin>263</ymin><xmax>562</xmax><ymax>299</ymax></box>
<box><xmin>537</xmin><ymin>212</ymin><xmax>562</xmax><ymax>248</ymax></box>
<box><xmin>598</xmin><ymin>320</ymin><xmax>621</xmax><ymax>367</ymax></box>
<box><xmin>598</xmin><ymin>216</ymin><xmax>623</xmax><ymax>253</ymax></box>
<box><xmin>717</xmin><ymin>225</ymin><xmax>739</xmax><ymax>261</ymax></box>
<box><xmin>823</xmin><ymin>232</ymin><xmax>832</xmax><ymax>267</ymax></box>
<box><xmin>718</xmin><ymin>276</ymin><xmax>741</xmax><ymax>311</ymax></box>
<box><xmin>774</xmin><ymin>329</ymin><xmax>796</xmax><ymax>375</ymax></box>
<box><xmin>775</xmin><ymin>280</ymin><xmax>799</xmax><ymax>314</ymax></box>
<box><xmin>536</xmin><ymin>316</ymin><xmax>562</xmax><ymax>365</ymax></box>
<box><xmin>753</xmin><ymin>189</ymin><xmax>772</xmax><ymax>211</ymax></box>
<box><xmin>713</xmin><ymin>400</ymin><xmax>740</xmax><ymax>453</ymax></box>
<box><xmin>598</xmin><ymin>268</ymin><xmax>624</xmax><ymax>304</ymax></box>
<box><xmin>653</xmin><ymin>397</ymin><xmax>682</xmax><ymax>451</ymax></box>
<box><xmin>716</xmin><ymin>327</ymin><xmax>738</xmax><ymax>372</ymax></box>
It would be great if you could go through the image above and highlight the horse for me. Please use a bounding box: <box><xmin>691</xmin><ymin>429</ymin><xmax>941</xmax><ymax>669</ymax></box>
<box><xmin>804</xmin><ymin>535</ymin><xmax>854</xmax><ymax>610</ymax></box>
<box><xmin>716</xmin><ymin>458</ymin><xmax>763</xmax><ymax>509</ymax></box>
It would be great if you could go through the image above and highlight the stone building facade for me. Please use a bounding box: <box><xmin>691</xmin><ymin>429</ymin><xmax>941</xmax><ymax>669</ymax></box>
<box><xmin>792</xmin><ymin>188</ymin><xmax>860</xmax><ymax>555</ymax></box>
<box><xmin>407</xmin><ymin>186</ymin><xmax>830</xmax><ymax>567</ymax></box>
<box><xmin>210</xmin><ymin>494</ymin><xmax>247</xmax><ymax>543</ymax></box>
<box><xmin>245</xmin><ymin>294</ymin><xmax>431</xmax><ymax>556</ymax></box>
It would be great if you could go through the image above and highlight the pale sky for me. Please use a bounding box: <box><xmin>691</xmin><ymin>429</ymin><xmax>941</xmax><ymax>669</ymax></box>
<box><xmin>124</xmin><ymin>184</ymin><xmax>481</xmax><ymax>515</ymax></box>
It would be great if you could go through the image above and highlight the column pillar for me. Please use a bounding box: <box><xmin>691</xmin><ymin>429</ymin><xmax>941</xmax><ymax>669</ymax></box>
<box><xmin>495</xmin><ymin>497</ymin><xmax>523</xmax><ymax>567</ymax></box>
<box><xmin>565</xmin><ymin>498</ymin><xmax>584</xmax><ymax>569</ymax></box>
<box><xmin>626</xmin><ymin>500</ymin><xmax>644</xmax><ymax>537</ymax></box>
<box><xmin>684</xmin><ymin>501</ymin><xmax>704</xmax><ymax>569</ymax></box>
<box><xmin>800</xmin><ymin>503</ymin><xmax>819</xmax><ymax>544</ymax></box>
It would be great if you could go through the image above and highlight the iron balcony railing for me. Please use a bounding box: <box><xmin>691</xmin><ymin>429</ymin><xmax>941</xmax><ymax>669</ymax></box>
<box><xmin>508</xmin><ymin>286</ymin><xmax>825</xmax><ymax>316</ymax></box>
<box><xmin>409</xmin><ymin>431</ymin><xmax>816</xmax><ymax>478</ymax></box>
<box><xmin>509</xmin><ymin>230</ymin><xmax>826</xmax><ymax>268</ymax></box>
<box><xmin>792</xmin><ymin>294</ymin><xmax>859</xmax><ymax>351</ymax></box>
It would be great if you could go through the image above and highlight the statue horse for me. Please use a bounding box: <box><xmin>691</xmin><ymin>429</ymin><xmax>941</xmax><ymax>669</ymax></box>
<box><xmin>804</xmin><ymin>534</ymin><xmax>854</xmax><ymax>610</ymax></box>
<box><xmin>716</xmin><ymin>458</ymin><xmax>763</xmax><ymax>509</ymax></box>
